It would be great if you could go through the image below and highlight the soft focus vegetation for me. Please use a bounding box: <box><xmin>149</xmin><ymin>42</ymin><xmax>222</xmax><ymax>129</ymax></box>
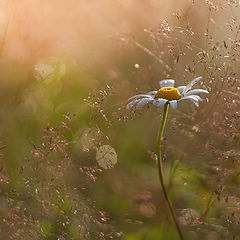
<box><xmin>0</xmin><ymin>0</ymin><xmax>240</xmax><ymax>239</ymax></box>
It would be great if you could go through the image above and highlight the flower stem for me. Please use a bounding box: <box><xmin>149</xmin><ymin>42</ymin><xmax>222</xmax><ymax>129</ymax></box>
<box><xmin>156</xmin><ymin>103</ymin><xmax>184</xmax><ymax>240</ymax></box>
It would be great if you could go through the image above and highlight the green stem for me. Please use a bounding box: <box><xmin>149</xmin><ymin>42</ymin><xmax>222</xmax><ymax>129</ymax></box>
<box><xmin>156</xmin><ymin>104</ymin><xmax>184</xmax><ymax>240</ymax></box>
<box><xmin>201</xmin><ymin>192</ymin><xmax>216</xmax><ymax>221</ymax></box>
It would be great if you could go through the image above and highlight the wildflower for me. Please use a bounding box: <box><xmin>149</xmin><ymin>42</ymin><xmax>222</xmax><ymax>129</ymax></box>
<box><xmin>126</xmin><ymin>77</ymin><xmax>209</xmax><ymax>110</ymax></box>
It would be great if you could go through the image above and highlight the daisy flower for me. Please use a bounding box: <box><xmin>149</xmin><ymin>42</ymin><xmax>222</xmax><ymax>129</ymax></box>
<box><xmin>126</xmin><ymin>77</ymin><xmax>209</xmax><ymax>110</ymax></box>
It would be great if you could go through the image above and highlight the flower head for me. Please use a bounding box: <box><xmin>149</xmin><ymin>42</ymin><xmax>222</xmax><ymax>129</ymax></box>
<box><xmin>126</xmin><ymin>77</ymin><xmax>209</xmax><ymax>110</ymax></box>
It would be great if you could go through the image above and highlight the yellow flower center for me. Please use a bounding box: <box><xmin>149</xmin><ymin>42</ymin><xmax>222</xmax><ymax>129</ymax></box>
<box><xmin>154</xmin><ymin>87</ymin><xmax>181</xmax><ymax>101</ymax></box>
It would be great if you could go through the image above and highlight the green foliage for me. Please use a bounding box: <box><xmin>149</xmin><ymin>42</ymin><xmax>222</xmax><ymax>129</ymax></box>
<box><xmin>0</xmin><ymin>1</ymin><xmax>240</xmax><ymax>239</ymax></box>
<box><xmin>124</xmin><ymin>226</ymin><xmax>178</xmax><ymax>240</ymax></box>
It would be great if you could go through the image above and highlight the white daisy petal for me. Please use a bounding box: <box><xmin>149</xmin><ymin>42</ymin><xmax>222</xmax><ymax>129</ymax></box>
<box><xmin>182</xmin><ymin>76</ymin><xmax>202</xmax><ymax>95</ymax></box>
<box><xmin>147</xmin><ymin>91</ymin><xmax>158</xmax><ymax>97</ymax></box>
<box><xmin>184</xmin><ymin>89</ymin><xmax>209</xmax><ymax>97</ymax></box>
<box><xmin>159</xmin><ymin>79</ymin><xmax>175</xmax><ymax>88</ymax></box>
<box><xmin>180</xmin><ymin>95</ymin><xmax>199</xmax><ymax>103</ymax></box>
<box><xmin>126</xmin><ymin>99</ymin><xmax>140</xmax><ymax>109</ymax></box>
<box><xmin>195</xmin><ymin>102</ymin><xmax>199</xmax><ymax>107</ymax></box>
<box><xmin>188</xmin><ymin>101</ymin><xmax>199</xmax><ymax>107</ymax></box>
<box><xmin>128</xmin><ymin>94</ymin><xmax>153</xmax><ymax>101</ymax></box>
<box><xmin>136</xmin><ymin>98</ymin><xmax>153</xmax><ymax>108</ymax></box>
<box><xmin>153</xmin><ymin>98</ymin><xmax>168</xmax><ymax>108</ymax></box>
<box><xmin>169</xmin><ymin>100</ymin><xmax>177</xmax><ymax>110</ymax></box>
<box><xmin>177</xmin><ymin>86</ymin><xmax>186</xmax><ymax>94</ymax></box>
<box><xmin>180</xmin><ymin>96</ymin><xmax>200</xmax><ymax>107</ymax></box>
<box><xmin>187</xmin><ymin>94</ymin><xmax>203</xmax><ymax>101</ymax></box>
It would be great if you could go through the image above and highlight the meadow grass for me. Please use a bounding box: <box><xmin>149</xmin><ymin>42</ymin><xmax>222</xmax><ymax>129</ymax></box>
<box><xmin>0</xmin><ymin>1</ymin><xmax>240</xmax><ymax>239</ymax></box>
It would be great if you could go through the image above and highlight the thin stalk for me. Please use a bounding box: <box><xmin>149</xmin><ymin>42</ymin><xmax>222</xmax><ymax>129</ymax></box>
<box><xmin>201</xmin><ymin>192</ymin><xmax>216</xmax><ymax>221</ymax></box>
<box><xmin>204</xmin><ymin>28</ymin><xmax>240</xmax><ymax>119</ymax></box>
<box><xmin>156</xmin><ymin>104</ymin><xmax>184</xmax><ymax>240</ymax></box>
<box><xmin>201</xmin><ymin>1</ymin><xmax>212</xmax><ymax>82</ymax></box>
<box><xmin>204</xmin><ymin>1</ymin><xmax>212</xmax><ymax>55</ymax></box>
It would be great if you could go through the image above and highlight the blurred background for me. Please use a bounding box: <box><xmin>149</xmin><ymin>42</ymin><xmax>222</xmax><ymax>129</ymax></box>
<box><xmin>0</xmin><ymin>0</ymin><xmax>240</xmax><ymax>239</ymax></box>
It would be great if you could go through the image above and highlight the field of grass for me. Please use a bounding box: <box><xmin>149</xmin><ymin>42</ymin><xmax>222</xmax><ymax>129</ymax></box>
<box><xmin>0</xmin><ymin>1</ymin><xmax>240</xmax><ymax>239</ymax></box>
